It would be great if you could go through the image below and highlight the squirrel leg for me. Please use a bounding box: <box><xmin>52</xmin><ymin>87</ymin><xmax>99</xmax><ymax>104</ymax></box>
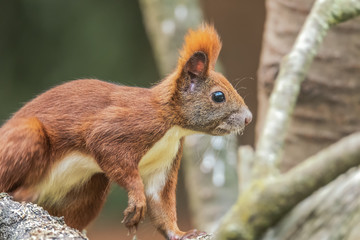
<box><xmin>92</xmin><ymin>151</ymin><xmax>147</xmax><ymax>232</ymax></box>
<box><xmin>86</xmin><ymin>124</ymin><xmax>148</xmax><ymax>233</ymax></box>
<box><xmin>146</xmin><ymin>146</ymin><xmax>207</xmax><ymax>240</ymax></box>
<box><xmin>121</xmin><ymin>170</ymin><xmax>147</xmax><ymax>233</ymax></box>
<box><xmin>46</xmin><ymin>173</ymin><xmax>110</xmax><ymax>230</ymax></box>
<box><xmin>147</xmin><ymin>188</ymin><xmax>207</xmax><ymax>240</ymax></box>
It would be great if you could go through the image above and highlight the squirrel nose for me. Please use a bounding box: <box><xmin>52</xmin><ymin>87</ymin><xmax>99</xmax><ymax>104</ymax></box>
<box><xmin>244</xmin><ymin>108</ymin><xmax>252</xmax><ymax>126</ymax></box>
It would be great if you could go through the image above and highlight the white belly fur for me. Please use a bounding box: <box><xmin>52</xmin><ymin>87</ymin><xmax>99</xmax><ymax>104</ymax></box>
<box><xmin>139</xmin><ymin>126</ymin><xmax>196</xmax><ymax>201</ymax></box>
<box><xmin>36</xmin><ymin>151</ymin><xmax>103</xmax><ymax>206</ymax></box>
<box><xmin>35</xmin><ymin>126</ymin><xmax>195</xmax><ymax>205</ymax></box>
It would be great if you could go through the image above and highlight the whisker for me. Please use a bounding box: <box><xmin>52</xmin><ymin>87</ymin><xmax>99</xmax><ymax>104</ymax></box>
<box><xmin>235</xmin><ymin>128</ymin><xmax>244</xmax><ymax>136</ymax></box>
<box><xmin>233</xmin><ymin>76</ymin><xmax>255</xmax><ymax>90</ymax></box>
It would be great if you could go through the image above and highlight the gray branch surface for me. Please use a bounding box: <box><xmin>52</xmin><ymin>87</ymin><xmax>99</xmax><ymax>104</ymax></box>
<box><xmin>0</xmin><ymin>192</ymin><xmax>212</xmax><ymax>240</ymax></box>
<box><xmin>0</xmin><ymin>193</ymin><xmax>87</xmax><ymax>240</ymax></box>
<box><xmin>263</xmin><ymin>167</ymin><xmax>360</xmax><ymax>240</ymax></box>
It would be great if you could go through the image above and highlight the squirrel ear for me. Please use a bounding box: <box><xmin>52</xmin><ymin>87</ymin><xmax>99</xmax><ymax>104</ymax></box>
<box><xmin>184</xmin><ymin>51</ymin><xmax>208</xmax><ymax>78</ymax></box>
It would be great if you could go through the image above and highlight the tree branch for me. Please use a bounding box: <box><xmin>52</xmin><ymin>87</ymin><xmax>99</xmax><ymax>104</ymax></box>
<box><xmin>262</xmin><ymin>167</ymin><xmax>360</xmax><ymax>240</ymax></box>
<box><xmin>216</xmin><ymin>132</ymin><xmax>360</xmax><ymax>239</ymax></box>
<box><xmin>0</xmin><ymin>193</ymin><xmax>87</xmax><ymax>239</ymax></box>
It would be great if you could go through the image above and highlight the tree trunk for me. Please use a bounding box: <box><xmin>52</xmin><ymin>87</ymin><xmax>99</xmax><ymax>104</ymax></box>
<box><xmin>257</xmin><ymin>0</ymin><xmax>360</xmax><ymax>238</ymax></box>
<box><xmin>257</xmin><ymin>0</ymin><xmax>360</xmax><ymax>171</ymax></box>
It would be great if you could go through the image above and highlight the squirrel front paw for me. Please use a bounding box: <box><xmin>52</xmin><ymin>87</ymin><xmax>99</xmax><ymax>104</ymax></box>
<box><xmin>122</xmin><ymin>198</ymin><xmax>147</xmax><ymax>233</ymax></box>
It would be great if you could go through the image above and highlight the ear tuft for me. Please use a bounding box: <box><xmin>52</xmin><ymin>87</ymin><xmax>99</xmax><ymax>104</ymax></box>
<box><xmin>177</xmin><ymin>24</ymin><xmax>222</xmax><ymax>76</ymax></box>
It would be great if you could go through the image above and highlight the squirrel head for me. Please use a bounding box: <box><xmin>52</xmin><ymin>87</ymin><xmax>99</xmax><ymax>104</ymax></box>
<box><xmin>161</xmin><ymin>24</ymin><xmax>252</xmax><ymax>135</ymax></box>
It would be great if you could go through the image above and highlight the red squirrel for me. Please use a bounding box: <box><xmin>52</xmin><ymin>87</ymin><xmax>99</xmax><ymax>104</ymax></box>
<box><xmin>0</xmin><ymin>24</ymin><xmax>252</xmax><ymax>239</ymax></box>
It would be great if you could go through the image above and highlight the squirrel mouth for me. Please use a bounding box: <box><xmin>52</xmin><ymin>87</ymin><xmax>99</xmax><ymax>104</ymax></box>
<box><xmin>212</xmin><ymin>127</ymin><xmax>231</xmax><ymax>136</ymax></box>
<box><xmin>213</xmin><ymin>123</ymin><xmax>245</xmax><ymax>136</ymax></box>
<box><xmin>212</xmin><ymin>108</ymin><xmax>251</xmax><ymax>136</ymax></box>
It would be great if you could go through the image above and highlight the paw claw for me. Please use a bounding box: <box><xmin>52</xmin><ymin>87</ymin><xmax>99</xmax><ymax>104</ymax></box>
<box><xmin>122</xmin><ymin>199</ymin><xmax>147</xmax><ymax>233</ymax></box>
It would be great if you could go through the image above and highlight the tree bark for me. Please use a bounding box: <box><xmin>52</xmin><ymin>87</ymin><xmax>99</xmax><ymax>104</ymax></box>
<box><xmin>257</xmin><ymin>0</ymin><xmax>360</xmax><ymax>171</ymax></box>
<box><xmin>0</xmin><ymin>193</ymin><xmax>87</xmax><ymax>240</ymax></box>
<box><xmin>1</xmin><ymin>191</ymin><xmax>213</xmax><ymax>240</ymax></box>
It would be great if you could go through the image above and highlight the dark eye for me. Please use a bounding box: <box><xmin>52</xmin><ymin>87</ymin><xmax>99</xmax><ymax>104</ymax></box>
<box><xmin>212</xmin><ymin>91</ymin><xmax>226</xmax><ymax>103</ymax></box>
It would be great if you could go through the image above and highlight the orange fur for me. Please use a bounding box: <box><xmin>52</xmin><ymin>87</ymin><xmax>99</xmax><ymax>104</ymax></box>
<box><xmin>177</xmin><ymin>24</ymin><xmax>222</xmax><ymax>73</ymax></box>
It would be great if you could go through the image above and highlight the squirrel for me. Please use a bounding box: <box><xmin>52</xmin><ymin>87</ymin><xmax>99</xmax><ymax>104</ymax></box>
<box><xmin>0</xmin><ymin>24</ymin><xmax>252</xmax><ymax>240</ymax></box>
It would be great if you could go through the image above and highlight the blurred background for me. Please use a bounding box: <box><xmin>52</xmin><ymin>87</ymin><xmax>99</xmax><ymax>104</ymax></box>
<box><xmin>0</xmin><ymin>1</ymin><xmax>265</xmax><ymax>239</ymax></box>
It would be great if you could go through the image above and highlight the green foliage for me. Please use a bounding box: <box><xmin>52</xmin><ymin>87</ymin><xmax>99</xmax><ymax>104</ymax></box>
<box><xmin>0</xmin><ymin>0</ymin><xmax>159</xmax><ymax>123</ymax></box>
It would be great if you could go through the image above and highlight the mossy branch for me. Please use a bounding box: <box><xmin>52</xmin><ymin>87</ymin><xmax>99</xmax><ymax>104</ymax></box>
<box><xmin>262</xmin><ymin>167</ymin><xmax>360</xmax><ymax>240</ymax></box>
<box><xmin>217</xmin><ymin>132</ymin><xmax>360</xmax><ymax>239</ymax></box>
<box><xmin>216</xmin><ymin>0</ymin><xmax>360</xmax><ymax>239</ymax></box>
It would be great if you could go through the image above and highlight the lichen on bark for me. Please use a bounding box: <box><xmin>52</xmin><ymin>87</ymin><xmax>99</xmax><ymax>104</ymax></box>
<box><xmin>0</xmin><ymin>193</ymin><xmax>87</xmax><ymax>240</ymax></box>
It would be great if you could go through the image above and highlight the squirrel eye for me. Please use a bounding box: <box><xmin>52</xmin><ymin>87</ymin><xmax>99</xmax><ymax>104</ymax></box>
<box><xmin>212</xmin><ymin>91</ymin><xmax>226</xmax><ymax>103</ymax></box>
